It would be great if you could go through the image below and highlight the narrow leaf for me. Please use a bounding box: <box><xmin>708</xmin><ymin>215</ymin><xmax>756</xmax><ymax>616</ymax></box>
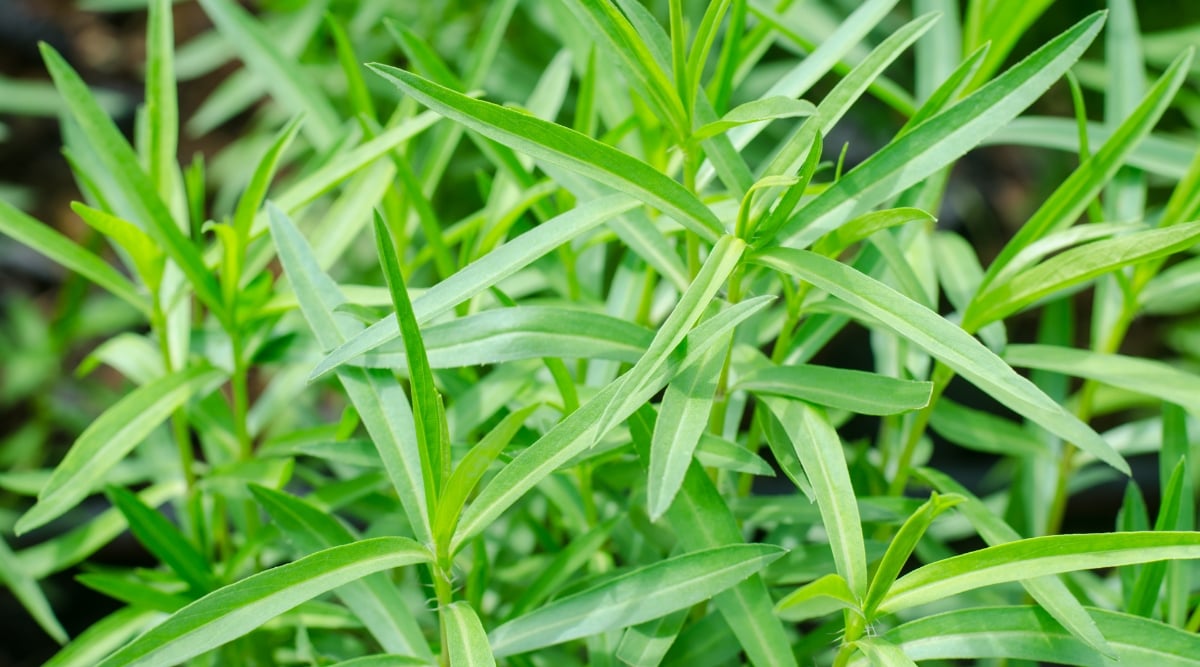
<box><xmin>367</xmin><ymin>64</ymin><xmax>722</xmax><ymax>241</ymax></box>
<box><xmin>489</xmin><ymin>545</ymin><xmax>785</xmax><ymax>657</ymax></box>
<box><xmin>96</xmin><ymin>538</ymin><xmax>431</xmax><ymax>667</ymax></box>
<box><xmin>16</xmin><ymin>366</ymin><xmax>222</xmax><ymax>534</ymax></box>
<box><xmin>879</xmin><ymin>532</ymin><xmax>1200</xmax><ymax>614</ymax></box>
<box><xmin>738</xmin><ymin>364</ymin><xmax>933</xmax><ymax>416</ymax></box>
<box><xmin>444</xmin><ymin>602</ymin><xmax>494</xmax><ymax>667</ymax></box>
<box><xmin>754</xmin><ymin>248</ymin><xmax>1129</xmax><ymax>475</ymax></box>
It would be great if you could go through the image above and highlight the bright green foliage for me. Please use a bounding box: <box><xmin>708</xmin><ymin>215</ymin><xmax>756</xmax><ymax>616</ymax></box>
<box><xmin>2</xmin><ymin>2</ymin><xmax>1200</xmax><ymax>666</ymax></box>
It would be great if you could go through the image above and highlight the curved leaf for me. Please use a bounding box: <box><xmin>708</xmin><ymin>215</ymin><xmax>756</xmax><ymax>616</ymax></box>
<box><xmin>489</xmin><ymin>544</ymin><xmax>785</xmax><ymax>657</ymax></box>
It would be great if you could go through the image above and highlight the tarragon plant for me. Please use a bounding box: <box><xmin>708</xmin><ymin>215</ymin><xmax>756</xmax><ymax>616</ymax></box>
<box><xmin>2</xmin><ymin>0</ymin><xmax>1200</xmax><ymax>665</ymax></box>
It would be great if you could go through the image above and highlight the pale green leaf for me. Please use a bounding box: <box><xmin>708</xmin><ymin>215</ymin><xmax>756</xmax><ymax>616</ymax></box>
<box><xmin>444</xmin><ymin>602</ymin><xmax>495</xmax><ymax>667</ymax></box>
<box><xmin>367</xmin><ymin>64</ymin><xmax>722</xmax><ymax>241</ymax></box>
<box><xmin>96</xmin><ymin>538</ymin><xmax>432</xmax><ymax>667</ymax></box>
<box><xmin>16</xmin><ymin>366</ymin><xmax>222</xmax><ymax>535</ymax></box>
<box><xmin>879</xmin><ymin>532</ymin><xmax>1200</xmax><ymax>614</ymax></box>
<box><xmin>754</xmin><ymin>248</ymin><xmax>1129</xmax><ymax>475</ymax></box>
<box><xmin>738</xmin><ymin>364</ymin><xmax>933</xmax><ymax>416</ymax></box>
<box><xmin>489</xmin><ymin>544</ymin><xmax>785</xmax><ymax>657</ymax></box>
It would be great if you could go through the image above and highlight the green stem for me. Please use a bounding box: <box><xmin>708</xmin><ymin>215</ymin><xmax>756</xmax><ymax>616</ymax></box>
<box><xmin>433</xmin><ymin>562</ymin><xmax>455</xmax><ymax>667</ymax></box>
<box><xmin>886</xmin><ymin>363</ymin><xmax>953</xmax><ymax>497</ymax></box>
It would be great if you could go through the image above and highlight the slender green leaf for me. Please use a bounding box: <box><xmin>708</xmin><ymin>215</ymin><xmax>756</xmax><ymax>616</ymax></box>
<box><xmin>761</xmin><ymin>398</ymin><xmax>867</xmax><ymax>598</ymax></box>
<box><xmin>96</xmin><ymin>538</ymin><xmax>431</xmax><ymax>667</ymax></box>
<box><xmin>444</xmin><ymin>602</ymin><xmax>494</xmax><ymax>667</ymax></box>
<box><xmin>16</xmin><ymin>366</ymin><xmax>222</xmax><ymax>535</ymax></box>
<box><xmin>779</xmin><ymin>12</ymin><xmax>1106</xmax><ymax>248</ymax></box>
<box><xmin>615</xmin><ymin>609</ymin><xmax>687</xmax><ymax>667</ymax></box>
<box><xmin>863</xmin><ymin>493</ymin><xmax>963</xmax><ymax>617</ymax></box>
<box><xmin>0</xmin><ymin>200</ymin><xmax>148</xmax><ymax>315</ymax></box>
<box><xmin>39</xmin><ymin>43</ymin><xmax>225</xmax><ymax>322</ymax></box>
<box><xmin>267</xmin><ymin>203</ymin><xmax>432</xmax><ymax>544</ymax></box>
<box><xmin>312</xmin><ymin>196</ymin><xmax>639</xmax><ymax>379</ymax></box>
<box><xmin>649</xmin><ymin>334</ymin><xmax>728</xmax><ymax>520</ymax></box>
<box><xmin>874</xmin><ymin>606</ymin><xmax>1200</xmax><ymax>666</ymax></box>
<box><xmin>928</xmin><ymin>400</ymin><xmax>1050</xmax><ymax>458</ymax></box>
<box><xmin>374</xmin><ymin>213</ymin><xmax>445</xmax><ymax>507</ymax></box>
<box><xmin>453</xmin><ymin>296</ymin><xmax>773</xmax><ymax>552</ymax></box>
<box><xmin>1004</xmin><ymin>344</ymin><xmax>1200</xmax><ymax>416</ymax></box>
<box><xmin>144</xmin><ymin>0</ymin><xmax>177</xmax><ymax>197</ymax></box>
<box><xmin>692</xmin><ymin>96</ymin><xmax>815</xmax><ymax>142</ymax></box>
<box><xmin>489</xmin><ymin>544</ymin><xmax>784</xmax><ymax>656</ymax></box>
<box><xmin>774</xmin><ymin>573</ymin><xmax>859</xmax><ymax>622</ymax></box>
<box><xmin>738</xmin><ymin>364</ymin><xmax>933</xmax><ymax>416</ymax></box>
<box><xmin>969</xmin><ymin>222</ymin><xmax>1200</xmax><ymax>329</ymax></box>
<box><xmin>105</xmin><ymin>486</ymin><xmax>214</xmax><ymax>594</ymax></box>
<box><xmin>196</xmin><ymin>0</ymin><xmax>339</xmax><ymax>148</ymax></box>
<box><xmin>248</xmin><ymin>486</ymin><xmax>433</xmax><ymax>659</ymax></box>
<box><xmin>434</xmin><ymin>405</ymin><xmax>538</xmax><ymax>558</ymax></box>
<box><xmin>367</xmin><ymin>64</ymin><xmax>722</xmax><ymax>241</ymax></box>
<box><xmin>879</xmin><ymin>532</ymin><xmax>1200</xmax><ymax>614</ymax></box>
<box><xmin>0</xmin><ymin>535</ymin><xmax>68</xmax><ymax>644</ymax></box>
<box><xmin>754</xmin><ymin>248</ymin><xmax>1129</xmax><ymax>474</ymax></box>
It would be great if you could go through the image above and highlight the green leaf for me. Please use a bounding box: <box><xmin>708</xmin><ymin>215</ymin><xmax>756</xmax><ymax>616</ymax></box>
<box><xmin>863</xmin><ymin>492</ymin><xmax>964</xmax><ymax>617</ymax></box>
<box><xmin>105</xmin><ymin>486</ymin><xmax>215</xmax><ymax>594</ymax></box>
<box><xmin>631</xmin><ymin>408</ymin><xmax>798</xmax><ymax>667</ymax></box>
<box><xmin>648</xmin><ymin>333</ymin><xmax>728</xmax><ymax>521</ymax></box>
<box><xmin>811</xmin><ymin>208</ymin><xmax>936</xmax><ymax>258</ymax></box>
<box><xmin>144</xmin><ymin>0</ymin><xmax>177</xmax><ymax>197</ymax></box>
<box><xmin>507</xmin><ymin>517</ymin><xmax>620</xmax><ymax>619</ymax></box>
<box><xmin>975</xmin><ymin>48</ymin><xmax>1193</xmax><ymax>293</ymax></box>
<box><xmin>453</xmin><ymin>296</ymin><xmax>773</xmax><ymax>552</ymax></box>
<box><xmin>39</xmin><ymin>43</ymin><xmax>225</xmax><ymax>323</ymax></box>
<box><xmin>367</xmin><ymin>64</ymin><xmax>722</xmax><ymax>241</ymax></box>
<box><xmin>774</xmin><ymin>573</ymin><xmax>859</xmax><ymax>622</ymax></box>
<box><xmin>267</xmin><ymin>203</ymin><xmax>432</xmax><ymax>545</ymax></box>
<box><xmin>779</xmin><ymin>12</ymin><xmax>1106</xmax><ymax>248</ymax></box>
<box><xmin>694</xmin><ymin>434</ymin><xmax>773</xmax><ymax>477</ymax></box>
<box><xmin>760</xmin><ymin>398</ymin><xmax>867</xmax><ymax>598</ymax></box>
<box><xmin>854</xmin><ymin>638</ymin><xmax>918</xmax><ymax>667</ymax></box>
<box><xmin>232</xmin><ymin>116</ymin><xmax>303</xmax><ymax>244</ymax></box>
<box><xmin>919</xmin><ymin>466</ymin><xmax>1114</xmax><ymax>656</ymax></box>
<box><xmin>489</xmin><ymin>544</ymin><xmax>785</xmax><ymax>657</ymax></box>
<box><xmin>358</xmin><ymin>307</ymin><xmax>653</xmax><ymax>370</ymax></box>
<box><xmin>71</xmin><ymin>203</ymin><xmax>165</xmax><ymax>294</ymax></box>
<box><xmin>96</xmin><ymin>537</ymin><xmax>432</xmax><ymax>667</ymax></box>
<box><xmin>374</xmin><ymin>213</ymin><xmax>446</xmax><ymax>510</ymax></box>
<box><xmin>43</xmin><ymin>608</ymin><xmax>157</xmax><ymax>667</ymax></box>
<box><xmin>16</xmin><ymin>366</ymin><xmax>222</xmax><ymax>535</ymax></box>
<box><xmin>196</xmin><ymin>0</ymin><xmax>340</xmax><ymax>148</ymax></box>
<box><xmin>1004</xmin><ymin>344</ymin><xmax>1200</xmax><ymax>416</ymax></box>
<box><xmin>444</xmin><ymin>602</ymin><xmax>495</xmax><ymax>667</ymax></box>
<box><xmin>597</xmin><ymin>235</ymin><xmax>745</xmax><ymax>438</ymax></box>
<box><xmin>927</xmin><ymin>400</ymin><xmax>1050</xmax><ymax>458</ymax></box>
<box><xmin>753</xmin><ymin>248</ymin><xmax>1129</xmax><ymax>475</ymax></box>
<box><xmin>738</xmin><ymin>364</ymin><xmax>933</xmax><ymax>416</ymax></box>
<box><xmin>433</xmin><ymin>405</ymin><xmax>538</xmax><ymax>560</ymax></box>
<box><xmin>0</xmin><ymin>535</ymin><xmax>68</xmax><ymax>644</ymax></box>
<box><xmin>878</xmin><ymin>532</ymin><xmax>1200</xmax><ymax>615</ymax></box>
<box><xmin>876</xmin><ymin>606</ymin><xmax>1200</xmax><ymax>666</ymax></box>
<box><xmin>311</xmin><ymin>196</ymin><xmax>640</xmax><ymax>379</ymax></box>
<box><xmin>248</xmin><ymin>486</ymin><xmax>433</xmax><ymax>660</ymax></box>
<box><xmin>0</xmin><ymin>200</ymin><xmax>148</xmax><ymax>315</ymax></box>
<box><xmin>968</xmin><ymin>222</ymin><xmax>1200</xmax><ymax>329</ymax></box>
<box><xmin>692</xmin><ymin>96</ymin><xmax>816</xmax><ymax>142</ymax></box>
